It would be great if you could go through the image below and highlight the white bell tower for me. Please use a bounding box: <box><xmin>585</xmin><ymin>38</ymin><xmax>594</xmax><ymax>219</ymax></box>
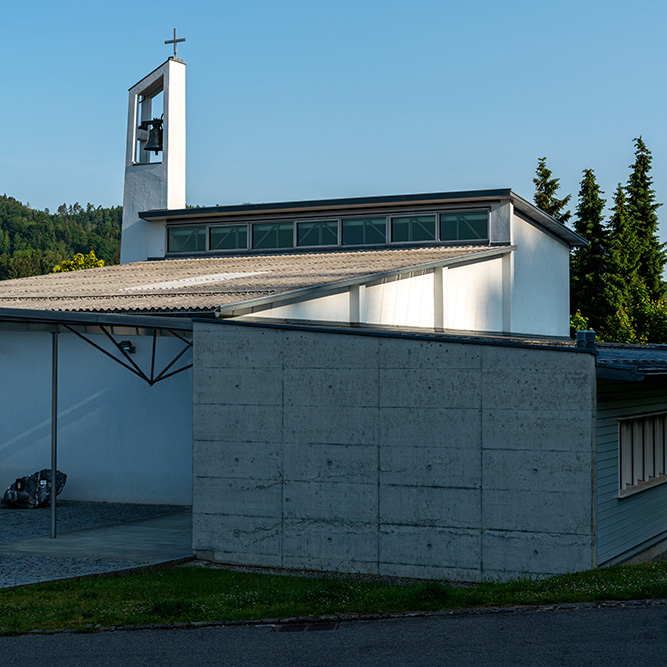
<box><xmin>121</xmin><ymin>45</ymin><xmax>186</xmax><ymax>264</ymax></box>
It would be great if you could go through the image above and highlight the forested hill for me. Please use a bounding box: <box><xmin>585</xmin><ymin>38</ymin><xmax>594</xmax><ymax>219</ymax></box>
<box><xmin>0</xmin><ymin>195</ymin><xmax>122</xmax><ymax>280</ymax></box>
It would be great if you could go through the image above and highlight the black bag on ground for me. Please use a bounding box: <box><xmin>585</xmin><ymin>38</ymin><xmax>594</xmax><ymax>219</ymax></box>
<box><xmin>1</xmin><ymin>469</ymin><xmax>67</xmax><ymax>509</ymax></box>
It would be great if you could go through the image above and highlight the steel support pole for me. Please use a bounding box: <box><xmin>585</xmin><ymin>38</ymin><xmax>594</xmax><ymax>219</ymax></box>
<box><xmin>51</xmin><ymin>331</ymin><xmax>58</xmax><ymax>539</ymax></box>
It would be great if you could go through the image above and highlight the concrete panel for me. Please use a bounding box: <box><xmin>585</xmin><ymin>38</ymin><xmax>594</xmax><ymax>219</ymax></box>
<box><xmin>193</xmin><ymin>476</ymin><xmax>282</xmax><ymax>518</ymax></box>
<box><xmin>194</xmin><ymin>367</ymin><xmax>283</xmax><ymax>405</ymax></box>
<box><xmin>192</xmin><ymin>323</ymin><xmax>598</xmax><ymax>580</ymax></box>
<box><xmin>378</xmin><ymin>407</ymin><xmax>480</xmax><ymax>449</ymax></box>
<box><xmin>283</xmin><ymin>481</ymin><xmax>377</xmax><ymax>523</ymax></box>
<box><xmin>283</xmin><ymin>405</ymin><xmax>378</xmax><ymax>445</ymax></box>
<box><xmin>195</xmin><ymin>325</ymin><xmax>285</xmax><ymax>369</ymax></box>
<box><xmin>380</xmin><ymin>445</ymin><xmax>480</xmax><ymax>489</ymax></box>
<box><xmin>283</xmin><ymin>442</ymin><xmax>377</xmax><ymax>484</ymax></box>
<box><xmin>377</xmin><ymin>338</ymin><xmax>481</xmax><ymax>370</ymax></box>
<box><xmin>193</xmin><ymin>513</ymin><xmax>282</xmax><ymax>566</ymax></box>
<box><xmin>482</xmin><ymin>489</ymin><xmax>591</xmax><ymax>535</ymax></box>
<box><xmin>379</xmin><ymin>369</ymin><xmax>481</xmax><ymax>409</ymax></box>
<box><xmin>483</xmin><ymin>449</ymin><xmax>592</xmax><ymax>493</ymax></box>
<box><xmin>283</xmin><ymin>331</ymin><xmax>379</xmax><ymax>368</ymax></box>
<box><xmin>283</xmin><ymin>368</ymin><xmax>378</xmax><ymax>408</ymax></box>
<box><xmin>482</xmin><ymin>368</ymin><xmax>592</xmax><ymax>412</ymax></box>
<box><xmin>379</xmin><ymin>561</ymin><xmax>481</xmax><ymax>581</ymax></box>
<box><xmin>380</xmin><ymin>486</ymin><xmax>480</xmax><ymax>528</ymax></box>
<box><xmin>482</xmin><ymin>409</ymin><xmax>591</xmax><ymax>452</ymax></box>
<box><xmin>481</xmin><ymin>346</ymin><xmax>587</xmax><ymax>371</ymax></box>
<box><xmin>193</xmin><ymin>440</ymin><xmax>282</xmax><ymax>480</ymax></box>
<box><xmin>193</xmin><ymin>403</ymin><xmax>282</xmax><ymax>443</ymax></box>
<box><xmin>379</xmin><ymin>525</ymin><xmax>482</xmax><ymax>580</ymax></box>
<box><xmin>283</xmin><ymin>520</ymin><xmax>378</xmax><ymax>571</ymax></box>
<box><xmin>483</xmin><ymin>529</ymin><xmax>594</xmax><ymax>577</ymax></box>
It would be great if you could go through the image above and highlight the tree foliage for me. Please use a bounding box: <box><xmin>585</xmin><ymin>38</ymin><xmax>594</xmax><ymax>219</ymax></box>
<box><xmin>625</xmin><ymin>137</ymin><xmax>666</xmax><ymax>300</ymax></box>
<box><xmin>567</xmin><ymin>138</ymin><xmax>667</xmax><ymax>344</ymax></box>
<box><xmin>533</xmin><ymin>157</ymin><xmax>572</xmax><ymax>224</ymax></box>
<box><xmin>51</xmin><ymin>250</ymin><xmax>105</xmax><ymax>273</ymax></box>
<box><xmin>570</xmin><ymin>169</ymin><xmax>611</xmax><ymax>331</ymax></box>
<box><xmin>0</xmin><ymin>195</ymin><xmax>121</xmax><ymax>280</ymax></box>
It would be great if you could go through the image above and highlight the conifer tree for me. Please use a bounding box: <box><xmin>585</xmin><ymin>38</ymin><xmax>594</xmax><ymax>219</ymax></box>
<box><xmin>570</xmin><ymin>169</ymin><xmax>610</xmax><ymax>331</ymax></box>
<box><xmin>626</xmin><ymin>137</ymin><xmax>666</xmax><ymax>299</ymax></box>
<box><xmin>603</xmin><ymin>184</ymin><xmax>638</xmax><ymax>341</ymax></box>
<box><xmin>608</xmin><ymin>184</ymin><xmax>639</xmax><ymax>285</ymax></box>
<box><xmin>533</xmin><ymin>157</ymin><xmax>572</xmax><ymax>224</ymax></box>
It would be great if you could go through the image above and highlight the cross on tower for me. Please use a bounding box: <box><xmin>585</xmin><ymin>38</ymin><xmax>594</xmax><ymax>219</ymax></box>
<box><xmin>165</xmin><ymin>28</ymin><xmax>186</xmax><ymax>57</ymax></box>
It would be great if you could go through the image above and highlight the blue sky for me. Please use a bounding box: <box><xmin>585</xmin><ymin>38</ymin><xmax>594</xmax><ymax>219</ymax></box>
<box><xmin>2</xmin><ymin>0</ymin><xmax>666</xmax><ymax>239</ymax></box>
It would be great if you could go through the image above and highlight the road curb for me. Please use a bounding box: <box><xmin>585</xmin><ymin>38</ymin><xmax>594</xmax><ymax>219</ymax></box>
<box><xmin>7</xmin><ymin>597</ymin><xmax>667</xmax><ymax>637</ymax></box>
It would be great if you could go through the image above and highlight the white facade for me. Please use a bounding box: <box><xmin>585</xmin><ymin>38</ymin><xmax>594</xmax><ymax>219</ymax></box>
<box><xmin>121</xmin><ymin>58</ymin><xmax>186</xmax><ymax>264</ymax></box>
<box><xmin>0</xmin><ymin>329</ymin><xmax>192</xmax><ymax>505</ymax></box>
<box><xmin>509</xmin><ymin>208</ymin><xmax>571</xmax><ymax>337</ymax></box>
<box><xmin>221</xmin><ymin>202</ymin><xmax>572</xmax><ymax>338</ymax></box>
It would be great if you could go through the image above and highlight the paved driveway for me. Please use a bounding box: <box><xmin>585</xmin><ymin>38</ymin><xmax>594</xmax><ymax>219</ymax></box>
<box><xmin>0</xmin><ymin>502</ymin><xmax>192</xmax><ymax>588</ymax></box>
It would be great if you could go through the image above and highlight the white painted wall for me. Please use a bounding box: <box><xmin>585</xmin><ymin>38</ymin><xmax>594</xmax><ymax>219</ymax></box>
<box><xmin>248</xmin><ymin>292</ymin><xmax>351</xmax><ymax>322</ymax></box>
<box><xmin>239</xmin><ymin>258</ymin><xmax>510</xmax><ymax>334</ymax></box>
<box><xmin>444</xmin><ymin>258</ymin><xmax>504</xmax><ymax>333</ymax></box>
<box><xmin>0</xmin><ymin>330</ymin><xmax>192</xmax><ymax>505</ymax></box>
<box><xmin>510</xmin><ymin>212</ymin><xmax>571</xmax><ymax>337</ymax></box>
<box><xmin>366</xmin><ymin>273</ymin><xmax>434</xmax><ymax>328</ymax></box>
<box><xmin>121</xmin><ymin>59</ymin><xmax>186</xmax><ymax>264</ymax></box>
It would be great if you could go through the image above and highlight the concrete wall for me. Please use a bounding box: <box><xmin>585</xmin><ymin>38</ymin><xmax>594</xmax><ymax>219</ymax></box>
<box><xmin>0</xmin><ymin>329</ymin><xmax>192</xmax><ymax>505</ymax></box>
<box><xmin>193</xmin><ymin>321</ymin><xmax>596</xmax><ymax>580</ymax></box>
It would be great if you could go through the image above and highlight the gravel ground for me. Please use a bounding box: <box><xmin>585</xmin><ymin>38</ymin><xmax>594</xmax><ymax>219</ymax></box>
<box><xmin>0</xmin><ymin>501</ymin><xmax>186</xmax><ymax>589</ymax></box>
<box><xmin>0</xmin><ymin>554</ymin><xmax>143</xmax><ymax>588</ymax></box>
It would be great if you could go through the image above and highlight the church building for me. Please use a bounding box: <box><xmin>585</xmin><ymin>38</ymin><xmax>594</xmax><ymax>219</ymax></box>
<box><xmin>1</xmin><ymin>54</ymin><xmax>667</xmax><ymax>581</ymax></box>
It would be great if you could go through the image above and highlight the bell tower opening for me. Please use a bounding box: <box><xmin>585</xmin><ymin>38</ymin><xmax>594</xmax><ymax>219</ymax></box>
<box><xmin>135</xmin><ymin>86</ymin><xmax>164</xmax><ymax>165</ymax></box>
<box><xmin>121</xmin><ymin>49</ymin><xmax>186</xmax><ymax>264</ymax></box>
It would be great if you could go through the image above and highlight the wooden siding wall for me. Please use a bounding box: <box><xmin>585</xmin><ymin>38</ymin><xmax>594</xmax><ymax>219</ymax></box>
<box><xmin>597</xmin><ymin>378</ymin><xmax>667</xmax><ymax>564</ymax></box>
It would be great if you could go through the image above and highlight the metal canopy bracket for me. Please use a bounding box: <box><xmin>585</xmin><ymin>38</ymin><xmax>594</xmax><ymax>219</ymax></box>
<box><xmin>61</xmin><ymin>323</ymin><xmax>193</xmax><ymax>386</ymax></box>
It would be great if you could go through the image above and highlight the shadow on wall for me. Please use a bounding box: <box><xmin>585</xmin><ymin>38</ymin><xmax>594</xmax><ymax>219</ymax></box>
<box><xmin>0</xmin><ymin>389</ymin><xmax>109</xmax><ymax>468</ymax></box>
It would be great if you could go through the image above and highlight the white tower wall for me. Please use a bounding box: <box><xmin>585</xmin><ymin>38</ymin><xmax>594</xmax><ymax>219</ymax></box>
<box><xmin>121</xmin><ymin>58</ymin><xmax>186</xmax><ymax>264</ymax></box>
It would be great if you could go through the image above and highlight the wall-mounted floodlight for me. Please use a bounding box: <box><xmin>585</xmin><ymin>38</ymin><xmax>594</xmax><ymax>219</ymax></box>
<box><xmin>119</xmin><ymin>341</ymin><xmax>136</xmax><ymax>354</ymax></box>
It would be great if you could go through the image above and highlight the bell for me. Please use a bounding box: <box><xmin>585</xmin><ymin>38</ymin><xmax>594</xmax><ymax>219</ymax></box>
<box><xmin>144</xmin><ymin>124</ymin><xmax>163</xmax><ymax>154</ymax></box>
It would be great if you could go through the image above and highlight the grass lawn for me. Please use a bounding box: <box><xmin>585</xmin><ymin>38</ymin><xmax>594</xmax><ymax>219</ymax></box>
<box><xmin>2</xmin><ymin>561</ymin><xmax>667</xmax><ymax>635</ymax></box>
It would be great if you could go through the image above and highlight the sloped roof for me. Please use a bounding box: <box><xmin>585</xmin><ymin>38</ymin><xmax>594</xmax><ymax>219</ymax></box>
<box><xmin>596</xmin><ymin>342</ymin><xmax>667</xmax><ymax>380</ymax></box>
<box><xmin>0</xmin><ymin>245</ymin><xmax>498</xmax><ymax>314</ymax></box>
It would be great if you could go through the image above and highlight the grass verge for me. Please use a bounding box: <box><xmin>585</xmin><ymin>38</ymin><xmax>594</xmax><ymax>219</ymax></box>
<box><xmin>2</xmin><ymin>561</ymin><xmax>667</xmax><ymax>635</ymax></box>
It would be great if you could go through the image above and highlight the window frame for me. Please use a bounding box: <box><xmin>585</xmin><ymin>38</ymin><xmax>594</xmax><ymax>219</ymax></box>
<box><xmin>295</xmin><ymin>219</ymin><xmax>341</xmax><ymax>249</ymax></box>
<box><xmin>164</xmin><ymin>208</ymin><xmax>491</xmax><ymax>255</ymax></box>
<box><xmin>439</xmin><ymin>210</ymin><xmax>490</xmax><ymax>243</ymax></box>
<box><xmin>166</xmin><ymin>225</ymin><xmax>208</xmax><ymax>254</ymax></box>
<box><xmin>618</xmin><ymin>410</ymin><xmax>667</xmax><ymax>498</ymax></box>
<box><xmin>390</xmin><ymin>214</ymin><xmax>438</xmax><ymax>244</ymax></box>
<box><xmin>209</xmin><ymin>223</ymin><xmax>250</xmax><ymax>252</ymax></box>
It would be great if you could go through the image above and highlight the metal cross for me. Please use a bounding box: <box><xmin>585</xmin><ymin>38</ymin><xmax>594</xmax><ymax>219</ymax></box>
<box><xmin>165</xmin><ymin>28</ymin><xmax>186</xmax><ymax>57</ymax></box>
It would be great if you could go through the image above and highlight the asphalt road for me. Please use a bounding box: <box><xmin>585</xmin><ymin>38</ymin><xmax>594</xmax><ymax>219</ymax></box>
<box><xmin>2</xmin><ymin>605</ymin><xmax>667</xmax><ymax>666</ymax></box>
